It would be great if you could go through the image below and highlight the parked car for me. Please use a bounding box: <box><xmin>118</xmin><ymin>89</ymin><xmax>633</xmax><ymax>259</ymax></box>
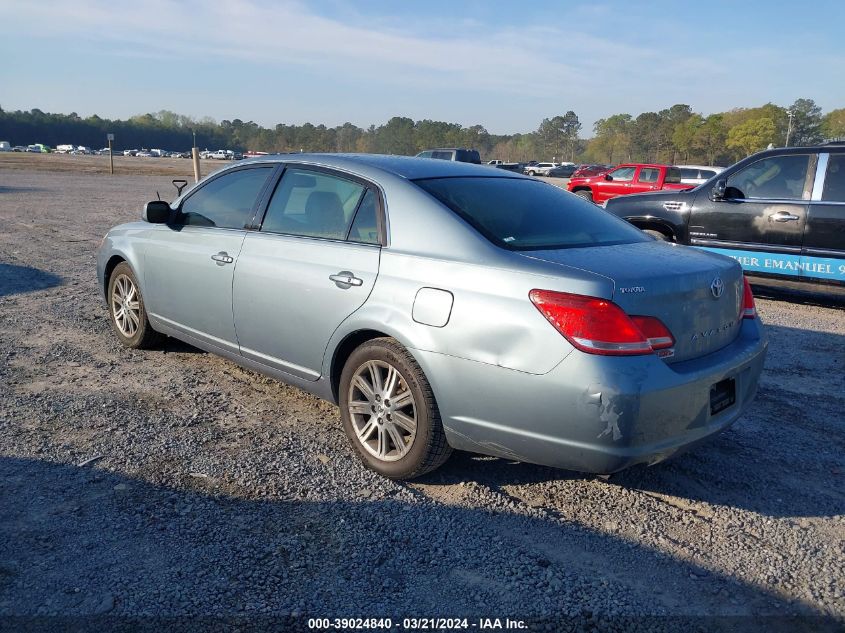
<box><xmin>209</xmin><ymin>149</ymin><xmax>234</xmax><ymax>160</ymax></box>
<box><xmin>415</xmin><ymin>148</ymin><xmax>481</xmax><ymax>164</ymax></box>
<box><xmin>136</xmin><ymin>150</ymin><xmax>153</xmax><ymax>158</ymax></box>
<box><xmin>486</xmin><ymin>159</ymin><xmax>522</xmax><ymax>173</ymax></box>
<box><xmin>524</xmin><ymin>162</ymin><xmax>559</xmax><ymax>177</ymax></box>
<box><xmin>567</xmin><ymin>163</ymin><xmax>694</xmax><ymax>204</ymax></box>
<box><xmin>123</xmin><ymin>149</ymin><xmax>138</xmax><ymax>157</ymax></box>
<box><xmin>0</xmin><ymin>141</ymin><xmax>10</xmax><ymax>152</ymax></box>
<box><xmin>572</xmin><ymin>164</ymin><xmax>614</xmax><ymax>179</ymax></box>
<box><xmin>604</xmin><ymin>145</ymin><xmax>845</xmax><ymax>292</ymax></box>
<box><xmin>546</xmin><ymin>164</ymin><xmax>577</xmax><ymax>178</ymax></box>
<box><xmin>677</xmin><ymin>165</ymin><xmax>725</xmax><ymax>185</ymax></box>
<box><xmin>97</xmin><ymin>154</ymin><xmax>767</xmax><ymax>479</ymax></box>
<box><xmin>12</xmin><ymin>146</ymin><xmax>27</xmax><ymax>152</ymax></box>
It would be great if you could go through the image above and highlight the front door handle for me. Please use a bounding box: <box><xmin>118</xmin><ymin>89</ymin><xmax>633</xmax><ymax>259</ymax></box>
<box><xmin>329</xmin><ymin>271</ymin><xmax>363</xmax><ymax>288</ymax></box>
<box><xmin>211</xmin><ymin>251</ymin><xmax>234</xmax><ymax>266</ymax></box>
<box><xmin>769</xmin><ymin>211</ymin><xmax>800</xmax><ymax>222</ymax></box>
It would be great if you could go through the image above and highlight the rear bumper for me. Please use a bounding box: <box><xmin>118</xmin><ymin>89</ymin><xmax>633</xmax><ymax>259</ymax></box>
<box><xmin>416</xmin><ymin>319</ymin><xmax>768</xmax><ymax>474</ymax></box>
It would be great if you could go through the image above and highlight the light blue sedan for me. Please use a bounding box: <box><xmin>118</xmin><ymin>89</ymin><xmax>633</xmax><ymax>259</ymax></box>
<box><xmin>97</xmin><ymin>154</ymin><xmax>767</xmax><ymax>479</ymax></box>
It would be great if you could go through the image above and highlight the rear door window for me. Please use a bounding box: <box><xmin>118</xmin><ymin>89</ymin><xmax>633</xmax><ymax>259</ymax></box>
<box><xmin>638</xmin><ymin>168</ymin><xmax>659</xmax><ymax>183</ymax></box>
<box><xmin>261</xmin><ymin>168</ymin><xmax>365</xmax><ymax>240</ymax></box>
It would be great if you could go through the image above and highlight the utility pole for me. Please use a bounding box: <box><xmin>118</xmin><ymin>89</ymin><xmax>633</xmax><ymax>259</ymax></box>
<box><xmin>107</xmin><ymin>133</ymin><xmax>114</xmax><ymax>174</ymax></box>
<box><xmin>785</xmin><ymin>110</ymin><xmax>795</xmax><ymax>147</ymax></box>
<box><xmin>191</xmin><ymin>129</ymin><xmax>201</xmax><ymax>183</ymax></box>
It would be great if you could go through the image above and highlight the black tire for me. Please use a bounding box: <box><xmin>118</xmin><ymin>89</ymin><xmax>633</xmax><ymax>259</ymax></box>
<box><xmin>339</xmin><ymin>337</ymin><xmax>452</xmax><ymax>479</ymax></box>
<box><xmin>643</xmin><ymin>229</ymin><xmax>670</xmax><ymax>241</ymax></box>
<box><xmin>107</xmin><ymin>262</ymin><xmax>163</xmax><ymax>349</ymax></box>
<box><xmin>574</xmin><ymin>190</ymin><xmax>594</xmax><ymax>202</ymax></box>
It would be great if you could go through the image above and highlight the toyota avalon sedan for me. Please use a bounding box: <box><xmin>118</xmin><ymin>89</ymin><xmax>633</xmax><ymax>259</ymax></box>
<box><xmin>96</xmin><ymin>154</ymin><xmax>767</xmax><ymax>479</ymax></box>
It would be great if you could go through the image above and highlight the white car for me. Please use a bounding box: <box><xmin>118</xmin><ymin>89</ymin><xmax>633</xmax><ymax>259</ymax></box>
<box><xmin>677</xmin><ymin>165</ymin><xmax>724</xmax><ymax>185</ymax></box>
<box><xmin>524</xmin><ymin>162</ymin><xmax>559</xmax><ymax>177</ymax></box>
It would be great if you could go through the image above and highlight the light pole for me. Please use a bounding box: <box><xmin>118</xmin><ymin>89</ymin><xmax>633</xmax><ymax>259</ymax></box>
<box><xmin>785</xmin><ymin>110</ymin><xmax>795</xmax><ymax>147</ymax></box>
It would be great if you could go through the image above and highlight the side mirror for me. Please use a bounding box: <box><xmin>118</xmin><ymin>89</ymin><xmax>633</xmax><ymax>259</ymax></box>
<box><xmin>712</xmin><ymin>179</ymin><xmax>727</xmax><ymax>200</ymax></box>
<box><xmin>604</xmin><ymin>173</ymin><xmax>613</xmax><ymax>181</ymax></box>
<box><xmin>144</xmin><ymin>200</ymin><xmax>171</xmax><ymax>224</ymax></box>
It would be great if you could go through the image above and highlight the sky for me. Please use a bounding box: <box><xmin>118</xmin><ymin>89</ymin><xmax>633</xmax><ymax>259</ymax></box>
<box><xmin>1</xmin><ymin>0</ymin><xmax>844</xmax><ymax>135</ymax></box>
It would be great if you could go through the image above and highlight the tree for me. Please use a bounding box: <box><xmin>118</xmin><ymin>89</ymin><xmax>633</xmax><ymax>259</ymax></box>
<box><xmin>821</xmin><ymin>108</ymin><xmax>845</xmax><ymax>140</ymax></box>
<box><xmin>726</xmin><ymin>117</ymin><xmax>776</xmax><ymax>157</ymax></box>
<box><xmin>672</xmin><ymin>114</ymin><xmax>703</xmax><ymax>162</ymax></box>
<box><xmin>787</xmin><ymin>98</ymin><xmax>823</xmax><ymax>146</ymax></box>
<box><xmin>694</xmin><ymin>114</ymin><xmax>728</xmax><ymax>165</ymax></box>
<box><xmin>592</xmin><ymin>114</ymin><xmax>632</xmax><ymax>163</ymax></box>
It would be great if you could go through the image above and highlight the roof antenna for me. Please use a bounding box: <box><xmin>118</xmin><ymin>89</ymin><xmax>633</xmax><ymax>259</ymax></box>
<box><xmin>156</xmin><ymin>191</ymin><xmax>161</xmax><ymax>201</ymax></box>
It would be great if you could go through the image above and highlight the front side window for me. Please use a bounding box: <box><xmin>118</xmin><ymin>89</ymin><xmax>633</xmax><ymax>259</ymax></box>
<box><xmin>822</xmin><ymin>154</ymin><xmax>845</xmax><ymax>202</ymax></box>
<box><xmin>414</xmin><ymin>177</ymin><xmax>648</xmax><ymax>251</ymax></box>
<box><xmin>262</xmin><ymin>168</ymin><xmax>366</xmax><ymax>240</ymax></box>
<box><xmin>726</xmin><ymin>155</ymin><xmax>810</xmax><ymax>200</ymax></box>
<box><xmin>608</xmin><ymin>167</ymin><xmax>635</xmax><ymax>182</ymax></box>
<box><xmin>178</xmin><ymin>167</ymin><xmax>273</xmax><ymax>228</ymax></box>
<box><xmin>638</xmin><ymin>168</ymin><xmax>659</xmax><ymax>183</ymax></box>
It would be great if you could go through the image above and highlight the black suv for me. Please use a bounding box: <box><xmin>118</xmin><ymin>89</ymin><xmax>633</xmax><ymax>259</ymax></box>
<box><xmin>415</xmin><ymin>148</ymin><xmax>481</xmax><ymax>164</ymax></box>
<box><xmin>604</xmin><ymin>144</ymin><xmax>845</xmax><ymax>292</ymax></box>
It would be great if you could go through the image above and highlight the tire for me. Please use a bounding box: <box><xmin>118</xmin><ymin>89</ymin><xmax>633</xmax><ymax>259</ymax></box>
<box><xmin>107</xmin><ymin>262</ymin><xmax>163</xmax><ymax>349</ymax></box>
<box><xmin>643</xmin><ymin>229</ymin><xmax>670</xmax><ymax>241</ymax></box>
<box><xmin>339</xmin><ymin>337</ymin><xmax>452</xmax><ymax>479</ymax></box>
<box><xmin>528</xmin><ymin>170</ymin><xmax>536</xmax><ymax>176</ymax></box>
<box><xmin>574</xmin><ymin>190</ymin><xmax>594</xmax><ymax>202</ymax></box>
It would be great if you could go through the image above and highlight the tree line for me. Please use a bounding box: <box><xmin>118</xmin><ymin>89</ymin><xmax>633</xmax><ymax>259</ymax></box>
<box><xmin>1</xmin><ymin>99</ymin><xmax>843</xmax><ymax>165</ymax></box>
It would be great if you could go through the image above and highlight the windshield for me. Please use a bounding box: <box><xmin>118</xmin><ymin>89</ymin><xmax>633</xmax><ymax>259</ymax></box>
<box><xmin>413</xmin><ymin>177</ymin><xmax>649</xmax><ymax>250</ymax></box>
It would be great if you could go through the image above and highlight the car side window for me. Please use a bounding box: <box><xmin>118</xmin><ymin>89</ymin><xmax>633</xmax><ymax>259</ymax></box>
<box><xmin>608</xmin><ymin>167</ymin><xmax>635</xmax><ymax>182</ymax></box>
<box><xmin>178</xmin><ymin>167</ymin><xmax>273</xmax><ymax>228</ymax></box>
<box><xmin>347</xmin><ymin>189</ymin><xmax>381</xmax><ymax>245</ymax></box>
<box><xmin>432</xmin><ymin>151</ymin><xmax>453</xmax><ymax>160</ymax></box>
<box><xmin>726</xmin><ymin>155</ymin><xmax>810</xmax><ymax>200</ymax></box>
<box><xmin>638</xmin><ymin>168</ymin><xmax>659</xmax><ymax>183</ymax></box>
<box><xmin>262</xmin><ymin>168</ymin><xmax>365</xmax><ymax>240</ymax></box>
<box><xmin>664</xmin><ymin>167</ymin><xmax>682</xmax><ymax>184</ymax></box>
<box><xmin>821</xmin><ymin>154</ymin><xmax>845</xmax><ymax>202</ymax></box>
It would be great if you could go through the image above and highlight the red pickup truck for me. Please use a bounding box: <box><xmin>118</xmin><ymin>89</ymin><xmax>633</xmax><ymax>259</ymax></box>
<box><xmin>566</xmin><ymin>163</ymin><xmax>694</xmax><ymax>204</ymax></box>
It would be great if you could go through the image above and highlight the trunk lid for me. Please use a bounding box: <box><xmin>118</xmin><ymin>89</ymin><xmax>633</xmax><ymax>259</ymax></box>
<box><xmin>518</xmin><ymin>241</ymin><xmax>744</xmax><ymax>362</ymax></box>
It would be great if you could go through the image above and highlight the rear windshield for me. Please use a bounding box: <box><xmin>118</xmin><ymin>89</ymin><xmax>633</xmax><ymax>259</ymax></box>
<box><xmin>413</xmin><ymin>177</ymin><xmax>649</xmax><ymax>250</ymax></box>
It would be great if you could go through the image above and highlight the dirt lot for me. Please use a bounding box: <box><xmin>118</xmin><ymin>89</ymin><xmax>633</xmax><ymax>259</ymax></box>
<box><xmin>0</xmin><ymin>158</ymin><xmax>843</xmax><ymax>630</ymax></box>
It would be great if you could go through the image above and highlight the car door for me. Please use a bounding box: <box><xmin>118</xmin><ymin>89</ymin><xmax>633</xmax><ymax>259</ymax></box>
<box><xmin>803</xmin><ymin>152</ymin><xmax>845</xmax><ymax>285</ymax></box>
<box><xmin>597</xmin><ymin>165</ymin><xmax>637</xmax><ymax>203</ymax></box>
<box><xmin>233</xmin><ymin>166</ymin><xmax>382</xmax><ymax>380</ymax></box>
<box><xmin>143</xmin><ymin>165</ymin><xmax>275</xmax><ymax>354</ymax></box>
<box><xmin>631</xmin><ymin>166</ymin><xmax>661</xmax><ymax>194</ymax></box>
<box><xmin>687</xmin><ymin>153</ymin><xmax>813</xmax><ymax>280</ymax></box>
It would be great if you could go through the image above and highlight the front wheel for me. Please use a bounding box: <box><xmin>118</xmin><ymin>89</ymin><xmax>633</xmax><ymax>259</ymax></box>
<box><xmin>643</xmin><ymin>229</ymin><xmax>670</xmax><ymax>241</ymax></box>
<box><xmin>107</xmin><ymin>262</ymin><xmax>162</xmax><ymax>349</ymax></box>
<box><xmin>339</xmin><ymin>338</ymin><xmax>451</xmax><ymax>479</ymax></box>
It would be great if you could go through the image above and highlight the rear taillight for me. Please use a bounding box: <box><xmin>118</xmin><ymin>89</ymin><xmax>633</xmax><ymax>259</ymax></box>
<box><xmin>529</xmin><ymin>290</ymin><xmax>675</xmax><ymax>356</ymax></box>
<box><xmin>741</xmin><ymin>276</ymin><xmax>757</xmax><ymax>319</ymax></box>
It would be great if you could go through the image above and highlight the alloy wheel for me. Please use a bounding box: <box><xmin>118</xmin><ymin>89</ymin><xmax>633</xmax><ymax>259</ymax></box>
<box><xmin>111</xmin><ymin>273</ymin><xmax>141</xmax><ymax>338</ymax></box>
<box><xmin>347</xmin><ymin>360</ymin><xmax>417</xmax><ymax>462</ymax></box>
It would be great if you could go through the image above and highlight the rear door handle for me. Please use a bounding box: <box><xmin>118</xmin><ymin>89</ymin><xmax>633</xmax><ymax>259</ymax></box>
<box><xmin>211</xmin><ymin>251</ymin><xmax>234</xmax><ymax>265</ymax></box>
<box><xmin>329</xmin><ymin>271</ymin><xmax>363</xmax><ymax>288</ymax></box>
<box><xmin>769</xmin><ymin>211</ymin><xmax>800</xmax><ymax>222</ymax></box>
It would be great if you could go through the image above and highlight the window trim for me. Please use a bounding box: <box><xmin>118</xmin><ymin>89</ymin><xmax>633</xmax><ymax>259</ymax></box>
<box><xmin>172</xmin><ymin>164</ymin><xmax>277</xmax><ymax>230</ymax></box>
<box><xmin>253</xmin><ymin>163</ymin><xmax>388</xmax><ymax>246</ymax></box>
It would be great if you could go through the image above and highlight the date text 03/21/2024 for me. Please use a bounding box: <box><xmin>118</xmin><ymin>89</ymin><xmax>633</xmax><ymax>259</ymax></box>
<box><xmin>307</xmin><ymin>617</ymin><xmax>528</xmax><ymax>630</ymax></box>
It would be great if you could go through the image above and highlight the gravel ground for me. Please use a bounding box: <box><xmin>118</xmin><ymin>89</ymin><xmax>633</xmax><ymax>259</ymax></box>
<box><xmin>0</xmin><ymin>167</ymin><xmax>843</xmax><ymax>632</ymax></box>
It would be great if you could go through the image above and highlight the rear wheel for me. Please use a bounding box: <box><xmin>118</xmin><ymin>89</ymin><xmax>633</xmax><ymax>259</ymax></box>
<box><xmin>107</xmin><ymin>262</ymin><xmax>162</xmax><ymax>349</ymax></box>
<box><xmin>339</xmin><ymin>337</ymin><xmax>451</xmax><ymax>479</ymax></box>
<box><xmin>574</xmin><ymin>190</ymin><xmax>594</xmax><ymax>202</ymax></box>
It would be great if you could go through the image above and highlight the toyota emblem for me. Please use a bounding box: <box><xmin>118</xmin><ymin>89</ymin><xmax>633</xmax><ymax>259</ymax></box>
<box><xmin>710</xmin><ymin>276</ymin><xmax>724</xmax><ymax>299</ymax></box>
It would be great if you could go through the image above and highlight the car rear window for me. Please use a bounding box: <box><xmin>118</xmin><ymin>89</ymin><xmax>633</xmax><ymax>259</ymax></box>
<box><xmin>413</xmin><ymin>177</ymin><xmax>648</xmax><ymax>250</ymax></box>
